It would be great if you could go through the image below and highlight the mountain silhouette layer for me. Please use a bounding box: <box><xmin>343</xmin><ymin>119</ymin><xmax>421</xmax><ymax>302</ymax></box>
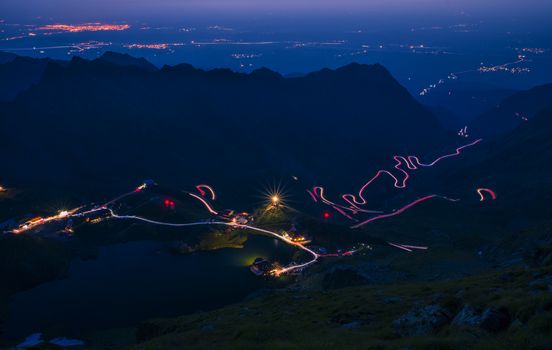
<box><xmin>0</xmin><ymin>53</ymin><xmax>449</xmax><ymax>200</ymax></box>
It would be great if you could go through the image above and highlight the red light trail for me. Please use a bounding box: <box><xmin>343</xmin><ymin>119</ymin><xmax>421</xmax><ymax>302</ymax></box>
<box><xmin>4</xmin><ymin>137</ymin><xmax>488</xmax><ymax>274</ymax></box>
<box><xmin>307</xmin><ymin>189</ymin><xmax>318</xmax><ymax>202</ymax></box>
<box><xmin>310</xmin><ymin>139</ymin><xmax>482</xmax><ymax>227</ymax></box>
<box><xmin>196</xmin><ymin>184</ymin><xmax>216</xmax><ymax>200</ymax></box>
<box><xmin>188</xmin><ymin>193</ymin><xmax>219</xmax><ymax>215</ymax></box>
<box><xmin>188</xmin><ymin>184</ymin><xmax>219</xmax><ymax>214</ymax></box>
<box><xmin>477</xmin><ymin>188</ymin><xmax>497</xmax><ymax>201</ymax></box>
<box><xmin>350</xmin><ymin>194</ymin><xmax>456</xmax><ymax>229</ymax></box>
<box><xmin>5</xmin><ymin>179</ymin><xmax>433</xmax><ymax>276</ymax></box>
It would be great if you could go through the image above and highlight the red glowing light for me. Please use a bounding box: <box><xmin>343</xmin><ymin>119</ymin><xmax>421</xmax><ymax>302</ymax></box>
<box><xmin>323</xmin><ymin>211</ymin><xmax>331</xmax><ymax>220</ymax></box>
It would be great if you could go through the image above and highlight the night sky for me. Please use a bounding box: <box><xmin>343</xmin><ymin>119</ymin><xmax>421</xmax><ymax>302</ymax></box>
<box><xmin>2</xmin><ymin>0</ymin><xmax>551</xmax><ymax>21</ymax></box>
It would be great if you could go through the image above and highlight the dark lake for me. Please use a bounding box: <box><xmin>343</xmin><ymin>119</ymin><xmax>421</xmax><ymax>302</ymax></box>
<box><xmin>6</xmin><ymin>234</ymin><xmax>293</xmax><ymax>341</ymax></box>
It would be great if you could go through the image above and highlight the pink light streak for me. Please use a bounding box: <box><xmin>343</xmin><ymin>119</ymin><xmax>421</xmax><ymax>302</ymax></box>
<box><xmin>387</xmin><ymin>242</ymin><xmax>429</xmax><ymax>252</ymax></box>
<box><xmin>332</xmin><ymin>205</ymin><xmax>358</xmax><ymax>221</ymax></box>
<box><xmin>310</xmin><ymin>139</ymin><xmax>482</xmax><ymax>225</ymax></box>
<box><xmin>307</xmin><ymin>189</ymin><xmax>318</xmax><ymax>202</ymax></box>
<box><xmin>8</xmin><ymin>178</ymin><xmax>427</xmax><ymax>277</ymax></box>
<box><xmin>388</xmin><ymin>242</ymin><xmax>414</xmax><ymax>252</ymax></box>
<box><xmin>312</xmin><ymin>186</ymin><xmax>383</xmax><ymax>214</ymax></box>
<box><xmin>351</xmin><ymin>194</ymin><xmax>439</xmax><ymax>228</ymax></box>
<box><xmin>196</xmin><ymin>184</ymin><xmax>216</xmax><ymax>200</ymax></box>
<box><xmin>188</xmin><ymin>193</ymin><xmax>219</xmax><ymax>215</ymax></box>
<box><xmin>477</xmin><ymin>188</ymin><xmax>497</xmax><ymax>201</ymax></box>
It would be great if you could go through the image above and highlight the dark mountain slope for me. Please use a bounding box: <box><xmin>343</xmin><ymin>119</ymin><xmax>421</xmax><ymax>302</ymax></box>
<box><xmin>418</xmin><ymin>81</ymin><xmax>517</xmax><ymax>128</ymax></box>
<box><xmin>463</xmin><ymin>105</ymin><xmax>552</xmax><ymax>183</ymax></box>
<box><xmin>470</xmin><ymin>83</ymin><xmax>552</xmax><ymax>137</ymax></box>
<box><xmin>0</xmin><ymin>57</ymin><xmax>448</xmax><ymax>201</ymax></box>
<box><xmin>452</xmin><ymin>105</ymin><xmax>552</xmax><ymax>224</ymax></box>
<box><xmin>0</xmin><ymin>51</ymin><xmax>17</xmax><ymax>64</ymax></box>
<box><xmin>0</xmin><ymin>56</ymin><xmax>53</xmax><ymax>101</ymax></box>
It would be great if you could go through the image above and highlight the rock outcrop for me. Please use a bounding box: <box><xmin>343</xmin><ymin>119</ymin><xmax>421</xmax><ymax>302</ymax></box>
<box><xmin>393</xmin><ymin>304</ymin><xmax>452</xmax><ymax>337</ymax></box>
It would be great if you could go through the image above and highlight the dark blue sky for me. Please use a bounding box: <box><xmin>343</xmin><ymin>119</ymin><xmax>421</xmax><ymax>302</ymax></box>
<box><xmin>2</xmin><ymin>0</ymin><xmax>551</xmax><ymax>21</ymax></box>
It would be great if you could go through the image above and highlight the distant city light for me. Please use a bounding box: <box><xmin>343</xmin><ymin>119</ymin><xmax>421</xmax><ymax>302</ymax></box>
<box><xmin>37</xmin><ymin>23</ymin><xmax>130</xmax><ymax>33</ymax></box>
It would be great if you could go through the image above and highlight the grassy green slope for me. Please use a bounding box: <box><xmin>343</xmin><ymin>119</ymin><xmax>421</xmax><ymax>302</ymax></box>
<box><xmin>126</xmin><ymin>266</ymin><xmax>552</xmax><ymax>350</ymax></box>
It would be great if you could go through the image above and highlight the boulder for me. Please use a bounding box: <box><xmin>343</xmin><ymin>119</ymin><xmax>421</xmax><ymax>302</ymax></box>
<box><xmin>451</xmin><ymin>304</ymin><xmax>482</xmax><ymax>327</ymax></box>
<box><xmin>480</xmin><ymin>307</ymin><xmax>511</xmax><ymax>332</ymax></box>
<box><xmin>393</xmin><ymin>304</ymin><xmax>452</xmax><ymax>337</ymax></box>
<box><xmin>341</xmin><ymin>320</ymin><xmax>363</xmax><ymax>330</ymax></box>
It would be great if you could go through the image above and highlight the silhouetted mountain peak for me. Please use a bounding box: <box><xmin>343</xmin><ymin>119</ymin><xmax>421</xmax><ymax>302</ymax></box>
<box><xmin>304</xmin><ymin>62</ymin><xmax>396</xmax><ymax>87</ymax></box>
<box><xmin>1</xmin><ymin>53</ymin><xmax>447</xmax><ymax>188</ymax></box>
<box><xmin>98</xmin><ymin>51</ymin><xmax>157</xmax><ymax>72</ymax></box>
<box><xmin>0</xmin><ymin>51</ymin><xmax>17</xmax><ymax>64</ymax></box>
<box><xmin>69</xmin><ymin>55</ymin><xmax>88</xmax><ymax>65</ymax></box>
<box><xmin>250</xmin><ymin>67</ymin><xmax>283</xmax><ymax>80</ymax></box>
<box><xmin>0</xmin><ymin>54</ymin><xmax>55</xmax><ymax>101</ymax></box>
<box><xmin>161</xmin><ymin>63</ymin><xmax>198</xmax><ymax>74</ymax></box>
<box><xmin>338</xmin><ymin>61</ymin><xmax>386</xmax><ymax>72</ymax></box>
<box><xmin>336</xmin><ymin>62</ymin><xmax>388</xmax><ymax>75</ymax></box>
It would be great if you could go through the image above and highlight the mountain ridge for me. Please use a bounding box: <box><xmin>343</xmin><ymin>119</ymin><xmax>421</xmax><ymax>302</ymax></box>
<box><xmin>0</xmin><ymin>54</ymin><xmax>448</xmax><ymax>200</ymax></box>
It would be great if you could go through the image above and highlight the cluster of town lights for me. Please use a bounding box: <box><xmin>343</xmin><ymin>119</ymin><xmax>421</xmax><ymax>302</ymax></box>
<box><xmin>37</xmin><ymin>23</ymin><xmax>130</xmax><ymax>33</ymax></box>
